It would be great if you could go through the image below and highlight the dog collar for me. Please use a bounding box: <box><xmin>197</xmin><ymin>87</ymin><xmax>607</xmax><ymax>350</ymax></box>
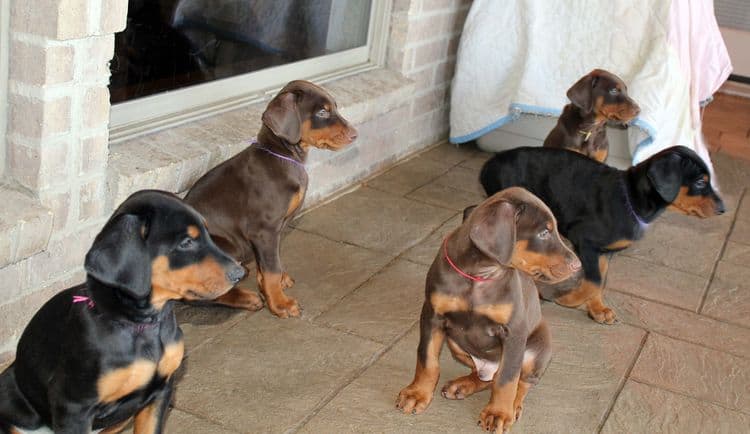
<box><xmin>577</xmin><ymin>129</ymin><xmax>593</xmax><ymax>141</ymax></box>
<box><xmin>74</xmin><ymin>293</ymin><xmax>160</xmax><ymax>333</ymax></box>
<box><xmin>248</xmin><ymin>138</ymin><xmax>305</xmax><ymax>168</ymax></box>
<box><xmin>443</xmin><ymin>236</ymin><xmax>495</xmax><ymax>283</ymax></box>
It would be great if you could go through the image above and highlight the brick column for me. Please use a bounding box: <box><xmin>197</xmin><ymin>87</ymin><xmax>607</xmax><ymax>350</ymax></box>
<box><xmin>387</xmin><ymin>0</ymin><xmax>470</xmax><ymax>148</ymax></box>
<box><xmin>7</xmin><ymin>0</ymin><xmax>126</xmax><ymax>234</ymax></box>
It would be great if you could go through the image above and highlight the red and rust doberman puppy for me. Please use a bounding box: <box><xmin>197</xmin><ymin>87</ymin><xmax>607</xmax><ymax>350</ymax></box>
<box><xmin>481</xmin><ymin>146</ymin><xmax>725</xmax><ymax>324</ymax></box>
<box><xmin>397</xmin><ymin>187</ymin><xmax>581</xmax><ymax>433</ymax></box>
<box><xmin>0</xmin><ymin>190</ymin><xmax>244</xmax><ymax>434</ymax></box>
<box><xmin>543</xmin><ymin>69</ymin><xmax>640</xmax><ymax>163</ymax></box>
<box><xmin>184</xmin><ymin>80</ymin><xmax>357</xmax><ymax>318</ymax></box>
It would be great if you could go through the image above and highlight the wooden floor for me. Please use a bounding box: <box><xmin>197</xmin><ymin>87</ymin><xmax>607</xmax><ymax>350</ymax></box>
<box><xmin>704</xmin><ymin>92</ymin><xmax>750</xmax><ymax>161</ymax></box>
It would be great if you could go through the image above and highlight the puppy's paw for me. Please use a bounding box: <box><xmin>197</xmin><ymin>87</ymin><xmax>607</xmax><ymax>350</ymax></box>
<box><xmin>589</xmin><ymin>306</ymin><xmax>617</xmax><ymax>325</ymax></box>
<box><xmin>281</xmin><ymin>273</ymin><xmax>295</xmax><ymax>289</ymax></box>
<box><xmin>268</xmin><ymin>296</ymin><xmax>301</xmax><ymax>318</ymax></box>
<box><xmin>441</xmin><ymin>375</ymin><xmax>487</xmax><ymax>400</ymax></box>
<box><xmin>396</xmin><ymin>385</ymin><xmax>433</xmax><ymax>415</ymax></box>
<box><xmin>478</xmin><ymin>405</ymin><xmax>514</xmax><ymax>433</ymax></box>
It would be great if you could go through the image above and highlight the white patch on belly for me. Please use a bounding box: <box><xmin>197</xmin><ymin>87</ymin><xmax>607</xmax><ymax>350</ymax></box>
<box><xmin>471</xmin><ymin>348</ymin><xmax>537</xmax><ymax>382</ymax></box>
<box><xmin>471</xmin><ymin>355</ymin><xmax>500</xmax><ymax>381</ymax></box>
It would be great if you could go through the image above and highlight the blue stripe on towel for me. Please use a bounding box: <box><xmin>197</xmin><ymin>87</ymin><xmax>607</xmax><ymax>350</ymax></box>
<box><xmin>450</xmin><ymin>103</ymin><xmax>658</xmax><ymax>166</ymax></box>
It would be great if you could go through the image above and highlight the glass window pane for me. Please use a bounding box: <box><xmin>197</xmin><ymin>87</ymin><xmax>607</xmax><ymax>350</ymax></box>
<box><xmin>110</xmin><ymin>0</ymin><xmax>372</xmax><ymax>104</ymax></box>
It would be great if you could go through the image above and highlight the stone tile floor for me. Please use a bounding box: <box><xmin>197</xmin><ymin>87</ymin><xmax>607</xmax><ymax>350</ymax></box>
<box><xmin>162</xmin><ymin>97</ymin><xmax>750</xmax><ymax>433</ymax></box>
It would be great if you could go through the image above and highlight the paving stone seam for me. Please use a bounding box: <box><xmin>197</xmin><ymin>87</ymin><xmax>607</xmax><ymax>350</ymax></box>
<box><xmin>626</xmin><ymin>377</ymin><xmax>750</xmax><ymax>416</ymax></box>
<box><xmin>289</xmin><ymin>321</ymin><xmax>421</xmax><ymax>433</ymax></box>
<box><xmin>607</xmin><ymin>288</ymin><xmax>750</xmax><ymax>332</ymax></box>
<box><xmin>698</xmin><ymin>187</ymin><xmax>747</xmax><ymax>314</ymax></box>
<box><xmin>307</xmin><ymin>209</ymin><xmax>458</xmax><ymax>323</ymax></box>
<box><xmin>168</xmin><ymin>407</ymin><xmax>242</xmax><ymax>434</ymax></box>
<box><xmin>596</xmin><ymin>330</ymin><xmax>650</xmax><ymax>433</ymax></box>
<box><xmin>404</xmin><ymin>184</ymin><xmax>483</xmax><ymax>212</ymax></box>
<box><xmin>614</xmin><ymin>318</ymin><xmax>750</xmax><ymax>361</ymax></box>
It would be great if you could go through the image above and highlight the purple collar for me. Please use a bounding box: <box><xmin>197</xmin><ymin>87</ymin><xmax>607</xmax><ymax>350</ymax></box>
<box><xmin>620</xmin><ymin>178</ymin><xmax>648</xmax><ymax>229</ymax></box>
<box><xmin>248</xmin><ymin>138</ymin><xmax>305</xmax><ymax>169</ymax></box>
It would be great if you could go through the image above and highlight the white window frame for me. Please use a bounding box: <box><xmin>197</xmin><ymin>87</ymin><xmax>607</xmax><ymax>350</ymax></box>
<box><xmin>109</xmin><ymin>0</ymin><xmax>392</xmax><ymax>143</ymax></box>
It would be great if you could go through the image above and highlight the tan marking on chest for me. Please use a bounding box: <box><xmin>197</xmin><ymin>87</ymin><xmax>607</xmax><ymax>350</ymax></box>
<box><xmin>158</xmin><ymin>341</ymin><xmax>185</xmax><ymax>378</ymax></box>
<box><xmin>431</xmin><ymin>293</ymin><xmax>469</xmax><ymax>315</ymax></box>
<box><xmin>286</xmin><ymin>187</ymin><xmax>306</xmax><ymax>218</ymax></box>
<box><xmin>98</xmin><ymin>359</ymin><xmax>157</xmax><ymax>403</ymax></box>
<box><xmin>474</xmin><ymin>303</ymin><xmax>513</xmax><ymax>324</ymax></box>
<box><xmin>605</xmin><ymin>239</ymin><xmax>632</xmax><ymax>250</ymax></box>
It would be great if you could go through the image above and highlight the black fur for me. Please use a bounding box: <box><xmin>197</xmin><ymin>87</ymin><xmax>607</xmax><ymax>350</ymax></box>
<box><xmin>0</xmin><ymin>190</ymin><xmax>244</xmax><ymax>433</ymax></box>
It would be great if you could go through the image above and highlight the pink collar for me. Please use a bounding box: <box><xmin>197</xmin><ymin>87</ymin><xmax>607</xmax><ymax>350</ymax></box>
<box><xmin>443</xmin><ymin>236</ymin><xmax>496</xmax><ymax>283</ymax></box>
<box><xmin>73</xmin><ymin>295</ymin><xmax>95</xmax><ymax>308</ymax></box>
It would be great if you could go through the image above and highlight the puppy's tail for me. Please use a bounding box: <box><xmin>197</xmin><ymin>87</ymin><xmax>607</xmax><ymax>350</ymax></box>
<box><xmin>479</xmin><ymin>156</ymin><xmax>502</xmax><ymax>196</ymax></box>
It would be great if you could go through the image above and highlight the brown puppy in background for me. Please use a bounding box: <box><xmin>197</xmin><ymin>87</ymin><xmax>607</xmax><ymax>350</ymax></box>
<box><xmin>397</xmin><ymin>187</ymin><xmax>581</xmax><ymax>433</ymax></box>
<box><xmin>185</xmin><ymin>81</ymin><xmax>357</xmax><ymax>318</ymax></box>
<box><xmin>543</xmin><ymin>69</ymin><xmax>640</xmax><ymax>162</ymax></box>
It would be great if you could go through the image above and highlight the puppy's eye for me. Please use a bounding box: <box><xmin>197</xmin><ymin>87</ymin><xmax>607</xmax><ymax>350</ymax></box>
<box><xmin>178</xmin><ymin>238</ymin><xmax>196</xmax><ymax>250</ymax></box>
<box><xmin>694</xmin><ymin>179</ymin><xmax>707</xmax><ymax>189</ymax></box>
<box><xmin>316</xmin><ymin>108</ymin><xmax>330</xmax><ymax>119</ymax></box>
<box><xmin>609</xmin><ymin>88</ymin><xmax>619</xmax><ymax>95</ymax></box>
<box><xmin>538</xmin><ymin>229</ymin><xmax>551</xmax><ymax>239</ymax></box>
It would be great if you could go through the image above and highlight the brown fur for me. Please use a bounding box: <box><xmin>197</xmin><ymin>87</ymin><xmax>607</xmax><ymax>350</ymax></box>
<box><xmin>185</xmin><ymin>80</ymin><xmax>357</xmax><ymax>318</ymax></box>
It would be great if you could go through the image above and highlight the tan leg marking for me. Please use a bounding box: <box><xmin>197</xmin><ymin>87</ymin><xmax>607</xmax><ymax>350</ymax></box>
<box><xmin>133</xmin><ymin>401</ymin><xmax>158</xmax><ymax>434</ymax></box>
<box><xmin>286</xmin><ymin>187</ymin><xmax>306</xmax><ymax>218</ymax></box>
<box><xmin>98</xmin><ymin>360</ymin><xmax>156</xmax><ymax>403</ymax></box>
<box><xmin>396</xmin><ymin>329</ymin><xmax>445</xmax><ymax>415</ymax></box>
<box><xmin>214</xmin><ymin>286</ymin><xmax>264</xmax><ymax>311</ymax></box>
<box><xmin>258</xmin><ymin>270</ymin><xmax>300</xmax><ymax>318</ymax></box>
<box><xmin>605</xmin><ymin>238</ymin><xmax>632</xmax><ymax>250</ymax></box>
<box><xmin>157</xmin><ymin>341</ymin><xmax>185</xmax><ymax>378</ymax></box>
<box><xmin>513</xmin><ymin>381</ymin><xmax>532</xmax><ymax>422</ymax></box>
<box><xmin>479</xmin><ymin>375</ymin><xmax>520</xmax><ymax>432</ymax></box>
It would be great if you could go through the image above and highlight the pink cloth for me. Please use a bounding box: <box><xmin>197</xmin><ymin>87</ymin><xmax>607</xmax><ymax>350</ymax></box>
<box><xmin>668</xmin><ymin>0</ymin><xmax>732</xmax><ymax>173</ymax></box>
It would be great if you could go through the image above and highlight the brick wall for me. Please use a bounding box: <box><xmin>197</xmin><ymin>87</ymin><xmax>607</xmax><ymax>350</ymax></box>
<box><xmin>0</xmin><ymin>0</ymin><xmax>470</xmax><ymax>362</ymax></box>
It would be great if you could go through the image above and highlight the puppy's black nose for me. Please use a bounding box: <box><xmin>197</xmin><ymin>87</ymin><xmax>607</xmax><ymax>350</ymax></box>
<box><xmin>227</xmin><ymin>265</ymin><xmax>246</xmax><ymax>284</ymax></box>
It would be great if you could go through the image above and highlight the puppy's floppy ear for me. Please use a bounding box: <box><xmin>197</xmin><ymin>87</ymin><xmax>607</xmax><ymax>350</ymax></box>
<box><xmin>84</xmin><ymin>213</ymin><xmax>151</xmax><ymax>299</ymax></box>
<box><xmin>566</xmin><ymin>71</ymin><xmax>598</xmax><ymax>113</ymax></box>
<box><xmin>462</xmin><ymin>205</ymin><xmax>478</xmax><ymax>222</ymax></box>
<box><xmin>469</xmin><ymin>200</ymin><xmax>517</xmax><ymax>265</ymax></box>
<box><xmin>262</xmin><ymin>91</ymin><xmax>301</xmax><ymax>143</ymax></box>
<box><xmin>646</xmin><ymin>151</ymin><xmax>683</xmax><ymax>203</ymax></box>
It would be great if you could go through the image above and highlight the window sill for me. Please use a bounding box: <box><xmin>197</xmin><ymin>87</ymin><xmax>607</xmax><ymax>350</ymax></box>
<box><xmin>0</xmin><ymin>184</ymin><xmax>53</xmax><ymax>268</ymax></box>
<box><xmin>107</xmin><ymin>67</ymin><xmax>415</xmax><ymax>207</ymax></box>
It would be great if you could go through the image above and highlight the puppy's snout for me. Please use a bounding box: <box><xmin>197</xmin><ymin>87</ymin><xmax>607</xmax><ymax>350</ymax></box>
<box><xmin>569</xmin><ymin>257</ymin><xmax>582</xmax><ymax>272</ymax></box>
<box><xmin>715</xmin><ymin>199</ymin><xmax>726</xmax><ymax>215</ymax></box>
<box><xmin>226</xmin><ymin>264</ymin><xmax>246</xmax><ymax>284</ymax></box>
<box><xmin>347</xmin><ymin>126</ymin><xmax>358</xmax><ymax>142</ymax></box>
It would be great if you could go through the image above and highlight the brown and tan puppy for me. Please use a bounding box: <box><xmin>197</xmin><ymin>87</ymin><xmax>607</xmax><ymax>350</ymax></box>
<box><xmin>543</xmin><ymin>69</ymin><xmax>640</xmax><ymax>162</ymax></box>
<box><xmin>184</xmin><ymin>80</ymin><xmax>357</xmax><ymax>318</ymax></box>
<box><xmin>396</xmin><ymin>187</ymin><xmax>581</xmax><ymax>433</ymax></box>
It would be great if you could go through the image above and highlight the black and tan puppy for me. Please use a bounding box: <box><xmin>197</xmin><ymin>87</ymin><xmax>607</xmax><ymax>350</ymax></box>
<box><xmin>543</xmin><ymin>69</ymin><xmax>640</xmax><ymax>162</ymax></box>
<box><xmin>397</xmin><ymin>187</ymin><xmax>580</xmax><ymax>433</ymax></box>
<box><xmin>185</xmin><ymin>80</ymin><xmax>357</xmax><ymax>318</ymax></box>
<box><xmin>480</xmin><ymin>146</ymin><xmax>725</xmax><ymax>324</ymax></box>
<box><xmin>0</xmin><ymin>190</ymin><xmax>244</xmax><ymax>434</ymax></box>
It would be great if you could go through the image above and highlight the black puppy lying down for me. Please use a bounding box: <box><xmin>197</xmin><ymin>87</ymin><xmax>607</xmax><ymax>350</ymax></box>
<box><xmin>480</xmin><ymin>146</ymin><xmax>725</xmax><ymax>324</ymax></box>
<box><xmin>0</xmin><ymin>190</ymin><xmax>244</xmax><ymax>434</ymax></box>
